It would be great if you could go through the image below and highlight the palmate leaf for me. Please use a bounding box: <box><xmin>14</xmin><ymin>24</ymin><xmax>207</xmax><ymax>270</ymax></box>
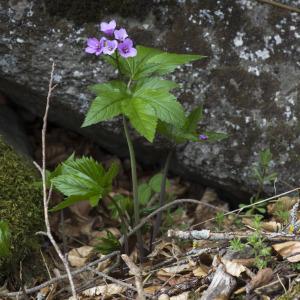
<box><xmin>82</xmin><ymin>81</ymin><xmax>127</xmax><ymax>127</ymax></box>
<box><xmin>50</xmin><ymin>156</ymin><xmax>119</xmax><ymax>211</ymax></box>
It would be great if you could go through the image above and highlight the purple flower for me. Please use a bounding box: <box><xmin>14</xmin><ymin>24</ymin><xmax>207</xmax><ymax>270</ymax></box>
<box><xmin>114</xmin><ymin>28</ymin><xmax>128</xmax><ymax>41</ymax></box>
<box><xmin>199</xmin><ymin>134</ymin><xmax>208</xmax><ymax>141</ymax></box>
<box><xmin>118</xmin><ymin>38</ymin><xmax>137</xmax><ymax>58</ymax></box>
<box><xmin>102</xmin><ymin>39</ymin><xmax>118</xmax><ymax>55</ymax></box>
<box><xmin>100</xmin><ymin>20</ymin><xmax>116</xmax><ymax>36</ymax></box>
<box><xmin>85</xmin><ymin>37</ymin><xmax>105</xmax><ymax>56</ymax></box>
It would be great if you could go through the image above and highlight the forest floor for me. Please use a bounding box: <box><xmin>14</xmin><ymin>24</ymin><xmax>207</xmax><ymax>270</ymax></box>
<box><xmin>2</xmin><ymin>117</ymin><xmax>300</xmax><ymax>300</ymax></box>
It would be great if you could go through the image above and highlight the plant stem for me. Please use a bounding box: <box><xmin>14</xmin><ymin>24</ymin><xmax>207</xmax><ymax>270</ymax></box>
<box><xmin>150</xmin><ymin>148</ymin><xmax>173</xmax><ymax>251</ymax></box>
<box><xmin>122</xmin><ymin>115</ymin><xmax>144</xmax><ymax>260</ymax></box>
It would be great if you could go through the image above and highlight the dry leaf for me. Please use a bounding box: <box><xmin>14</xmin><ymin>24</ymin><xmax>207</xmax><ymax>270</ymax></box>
<box><xmin>222</xmin><ymin>258</ymin><xmax>246</xmax><ymax>277</ymax></box>
<box><xmin>68</xmin><ymin>246</ymin><xmax>94</xmax><ymax>267</ymax></box>
<box><xmin>159</xmin><ymin>263</ymin><xmax>190</xmax><ymax>276</ymax></box>
<box><xmin>82</xmin><ymin>283</ymin><xmax>126</xmax><ymax>298</ymax></box>
<box><xmin>193</xmin><ymin>264</ymin><xmax>209</xmax><ymax>277</ymax></box>
<box><xmin>246</xmin><ymin>268</ymin><xmax>273</xmax><ymax>293</ymax></box>
<box><xmin>261</xmin><ymin>221</ymin><xmax>282</xmax><ymax>232</ymax></box>
<box><xmin>273</xmin><ymin>241</ymin><xmax>300</xmax><ymax>262</ymax></box>
<box><xmin>158</xmin><ymin>295</ymin><xmax>170</xmax><ymax>300</ymax></box>
<box><xmin>148</xmin><ymin>241</ymin><xmax>182</xmax><ymax>259</ymax></box>
<box><xmin>144</xmin><ymin>285</ymin><xmax>161</xmax><ymax>295</ymax></box>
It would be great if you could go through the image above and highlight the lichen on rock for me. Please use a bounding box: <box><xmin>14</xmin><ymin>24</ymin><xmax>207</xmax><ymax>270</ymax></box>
<box><xmin>0</xmin><ymin>136</ymin><xmax>43</xmax><ymax>280</ymax></box>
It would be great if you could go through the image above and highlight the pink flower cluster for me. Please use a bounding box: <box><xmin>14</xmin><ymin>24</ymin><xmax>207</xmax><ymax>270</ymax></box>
<box><xmin>85</xmin><ymin>20</ymin><xmax>137</xmax><ymax>58</ymax></box>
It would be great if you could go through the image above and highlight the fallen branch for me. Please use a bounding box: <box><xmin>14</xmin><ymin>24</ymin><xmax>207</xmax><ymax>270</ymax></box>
<box><xmin>168</xmin><ymin>229</ymin><xmax>300</xmax><ymax>242</ymax></box>
<box><xmin>256</xmin><ymin>0</ymin><xmax>300</xmax><ymax>13</ymax></box>
<box><xmin>121</xmin><ymin>255</ymin><xmax>146</xmax><ymax>300</ymax></box>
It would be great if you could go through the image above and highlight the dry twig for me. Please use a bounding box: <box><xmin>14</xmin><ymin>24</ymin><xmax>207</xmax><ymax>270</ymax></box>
<box><xmin>256</xmin><ymin>0</ymin><xmax>300</xmax><ymax>13</ymax></box>
<box><xmin>168</xmin><ymin>229</ymin><xmax>300</xmax><ymax>242</ymax></box>
<box><xmin>35</xmin><ymin>62</ymin><xmax>77</xmax><ymax>299</ymax></box>
<box><xmin>121</xmin><ymin>254</ymin><xmax>146</xmax><ymax>300</ymax></box>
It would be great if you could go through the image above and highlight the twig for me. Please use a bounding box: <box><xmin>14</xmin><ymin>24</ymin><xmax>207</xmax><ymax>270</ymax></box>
<box><xmin>0</xmin><ymin>251</ymin><xmax>119</xmax><ymax>298</ymax></box>
<box><xmin>126</xmin><ymin>198</ymin><xmax>220</xmax><ymax>241</ymax></box>
<box><xmin>191</xmin><ymin>187</ymin><xmax>300</xmax><ymax>229</ymax></box>
<box><xmin>35</xmin><ymin>61</ymin><xmax>77</xmax><ymax>299</ymax></box>
<box><xmin>121</xmin><ymin>255</ymin><xmax>146</xmax><ymax>300</ymax></box>
<box><xmin>168</xmin><ymin>229</ymin><xmax>300</xmax><ymax>242</ymax></box>
<box><xmin>256</xmin><ymin>0</ymin><xmax>300</xmax><ymax>13</ymax></box>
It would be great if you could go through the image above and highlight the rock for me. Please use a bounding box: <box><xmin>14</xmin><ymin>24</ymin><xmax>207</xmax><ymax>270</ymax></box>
<box><xmin>1</xmin><ymin>0</ymin><xmax>300</xmax><ymax>198</ymax></box>
<box><xmin>0</xmin><ymin>99</ymin><xmax>32</xmax><ymax>156</ymax></box>
<box><xmin>0</xmin><ymin>136</ymin><xmax>43</xmax><ymax>281</ymax></box>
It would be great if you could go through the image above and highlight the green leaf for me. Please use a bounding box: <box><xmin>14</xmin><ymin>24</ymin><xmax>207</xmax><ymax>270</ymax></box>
<box><xmin>138</xmin><ymin>183</ymin><xmax>152</xmax><ymax>205</ymax></box>
<box><xmin>149</xmin><ymin>173</ymin><xmax>170</xmax><ymax>193</ymax></box>
<box><xmin>50</xmin><ymin>156</ymin><xmax>117</xmax><ymax>210</ymax></box>
<box><xmin>127</xmin><ymin>46</ymin><xmax>204</xmax><ymax>80</ymax></box>
<box><xmin>0</xmin><ymin>220</ymin><xmax>11</xmax><ymax>257</ymax></box>
<box><xmin>204</xmin><ymin>131</ymin><xmax>227</xmax><ymax>142</ymax></box>
<box><xmin>50</xmin><ymin>195</ymin><xmax>88</xmax><ymax>212</ymax></box>
<box><xmin>122</xmin><ymin>98</ymin><xmax>158</xmax><ymax>142</ymax></box>
<box><xmin>134</xmin><ymin>77</ymin><xmax>177</xmax><ymax>92</ymax></box>
<box><xmin>132</xmin><ymin>84</ymin><xmax>185</xmax><ymax>128</ymax></box>
<box><xmin>184</xmin><ymin>106</ymin><xmax>203</xmax><ymax>132</ymax></box>
<box><xmin>51</xmin><ymin>173</ymin><xmax>103</xmax><ymax>197</ymax></box>
<box><xmin>95</xmin><ymin>231</ymin><xmax>121</xmax><ymax>255</ymax></box>
<box><xmin>82</xmin><ymin>81</ymin><xmax>127</xmax><ymax>127</ymax></box>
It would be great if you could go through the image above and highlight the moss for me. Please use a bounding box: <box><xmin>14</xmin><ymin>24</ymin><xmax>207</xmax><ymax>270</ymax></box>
<box><xmin>0</xmin><ymin>137</ymin><xmax>43</xmax><ymax>281</ymax></box>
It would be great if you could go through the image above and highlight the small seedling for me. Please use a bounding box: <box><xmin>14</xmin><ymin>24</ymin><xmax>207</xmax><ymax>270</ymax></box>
<box><xmin>229</xmin><ymin>238</ymin><xmax>245</xmax><ymax>252</ymax></box>
<box><xmin>240</xmin><ymin>149</ymin><xmax>277</xmax><ymax>215</ymax></box>
<box><xmin>215</xmin><ymin>212</ymin><xmax>225</xmax><ymax>231</ymax></box>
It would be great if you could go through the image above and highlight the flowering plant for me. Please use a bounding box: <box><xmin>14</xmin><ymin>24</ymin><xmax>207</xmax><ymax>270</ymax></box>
<box><xmin>50</xmin><ymin>20</ymin><xmax>226</xmax><ymax>259</ymax></box>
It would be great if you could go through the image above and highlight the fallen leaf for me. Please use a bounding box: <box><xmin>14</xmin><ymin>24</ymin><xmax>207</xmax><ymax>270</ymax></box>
<box><xmin>68</xmin><ymin>245</ymin><xmax>94</xmax><ymax>267</ymax></box>
<box><xmin>148</xmin><ymin>241</ymin><xmax>182</xmax><ymax>259</ymax></box>
<box><xmin>158</xmin><ymin>294</ymin><xmax>170</xmax><ymax>300</ymax></box>
<box><xmin>82</xmin><ymin>283</ymin><xmax>126</xmax><ymax>298</ymax></box>
<box><xmin>222</xmin><ymin>258</ymin><xmax>246</xmax><ymax>277</ymax></box>
<box><xmin>159</xmin><ymin>263</ymin><xmax>190</xmax><ymax>276</ymax></box>
<box><xmin>273</xmin><ymin>241</ymin><xmax>300</xmax><ymax>262</ymax></box>
<box><xmin>268</xmin><ymin>196</ymin><xmax>298</xmax><ymax>215</ymax></box>
<box><xmin>246</xmin><ymin>268</ymin><xmax>273</xmax><ymax>293</ymax></box>
<box><xmin>261</xmin><ymin>221</ymin><xmax>282</xmax><ymax>232</ymax></box>
<box><xmin>144</xmin><ymin>285</ymin><xmax>161</xmax><ymax>295</ymax></box>
<box><xmin>193</xmin><ymin>264</ymin><xmax>210</xmax><ymax>277</ymax></box>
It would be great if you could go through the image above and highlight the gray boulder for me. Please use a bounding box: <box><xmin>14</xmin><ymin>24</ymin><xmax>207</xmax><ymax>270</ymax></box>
<box><xmin>1</xmin><ymin>0</ymin><xmax>300</xmax><ymax>199</ymax></box>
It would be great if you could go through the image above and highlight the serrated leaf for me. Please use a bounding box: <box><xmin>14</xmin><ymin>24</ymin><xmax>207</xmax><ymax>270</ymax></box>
<box><xmin>96</xmin><ymin>231</ymin><xmax>121</xmax><ymax>255</ymax></box>
<box><xmin>149</xmin><ymin>173</ymin><xmax>170</xmax><ymax>193</ymax></box>
<box><xmin>184</xmin><ymin>106</ymin><xmax>203</xmax><ymax>132</ymax></box>
<box><xmin>122</xmin><ymin>98</ymin><xmax>158</xmax><ymax>142</ymax></box>
<box><xmin>50</xmin><ymin>156</ymin><xmax>117</xmax><ymax>210</ymax></box>
<box><xmin>133</xmin><ymin>86</ymin><xmax>185</xmax><ymax>128</ymax></box>
<box><xmin>134</xmin><ymin>77</ymin><xmax>177</xmax><ymax>92</ymax></box>
<box><xmin>82</xmin><ymin>81</ymin><xmax>127</xmax><ymax>127</ymax></box>
<box><xmin>51</xmin><ymin>173</ymin><xmax>102</xmax><ymax>197</ymax></box>
<box><xmin>0</xmin><ymin>220</ymin><xmax>11</xmax><ymax>257</ymax></box>
<box><xmin>138</xmin><ymin>183</ymin><xmax>152</xmax><ymax>205</ymax></box>
<box><xmin>103</xmin><ymin>161</ymin><xmax>119</xmax><ymax>187</ymax></box>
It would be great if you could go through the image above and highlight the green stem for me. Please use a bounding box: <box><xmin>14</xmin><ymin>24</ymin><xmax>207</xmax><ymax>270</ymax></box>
<box><xmin>109</xmin><ymin>196</ymin><xmax>129</xmax><ymax>255</ymax></box>
<box><xmin>122</xmin><ymin>115</ymin><xmax>144</xmax><ymax>260</ymax></box>
<box><xmin>150</xmin><ymin>148</ymin><xmax>173</xmax><ymax>251</ymax></box>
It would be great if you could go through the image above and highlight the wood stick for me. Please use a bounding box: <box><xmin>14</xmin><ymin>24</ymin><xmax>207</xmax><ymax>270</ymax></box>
<box><xmin>168</xmin><ymin>229</ymin><xmax>300</xmax><ymax>242</ymax></box>
<box><xmin>256</xmin><ymin>0</ymin><xmax>300</xmax><ymax>13</ymax></box>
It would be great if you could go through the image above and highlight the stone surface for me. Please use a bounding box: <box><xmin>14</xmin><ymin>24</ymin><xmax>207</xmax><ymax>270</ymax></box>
<box><xmin>1</xmin><ymin>0</ymin><xmax>300</xmax><ymax>199</ymax></box>
<box><xmin>0</xmin><ymin>101</ymin><xmax>32</xmax><ymax>156</ymax></box>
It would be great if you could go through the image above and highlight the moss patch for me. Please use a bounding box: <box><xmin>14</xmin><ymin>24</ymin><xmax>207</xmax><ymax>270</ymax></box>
<box><xmin>0</xmin><ymin>137</ymin><xmax>43</xmax><ymax>281</ymax></box>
